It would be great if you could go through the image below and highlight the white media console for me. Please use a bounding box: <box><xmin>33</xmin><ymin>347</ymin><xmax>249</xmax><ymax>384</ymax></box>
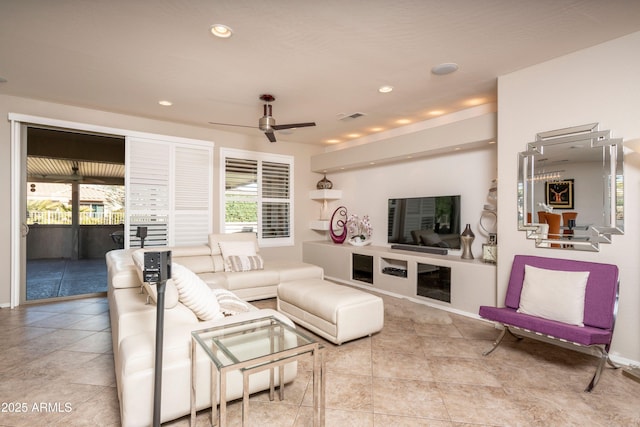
<box><xmin>303</xmin><ymin>240</ymin><xmax>497</xmax><ymax>318</ymax></box>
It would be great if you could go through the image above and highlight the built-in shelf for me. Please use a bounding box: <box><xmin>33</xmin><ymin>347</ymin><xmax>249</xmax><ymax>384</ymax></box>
<box><xmin>309</xmin><ymin>220</ymin><xmax>330</xmax><ymax>231</ymax></box>
<box><xmin>381</xmin><ymin>257</ymin><xmax>408</xmax><ymax>278</ymax></box>
<box><xmin>303</xmin><ymin>240</ymin><xmax>497</xmax><ymax>318</ymax></box>
<box><xmin>309</xmin><ymin>189</ymin><xmax>342</xmax><ymax>231</ymax></box>
<box><xmin>309</xmin><ymin>189</ymin><xmax>342</xmax><ymax>200</ymax></box>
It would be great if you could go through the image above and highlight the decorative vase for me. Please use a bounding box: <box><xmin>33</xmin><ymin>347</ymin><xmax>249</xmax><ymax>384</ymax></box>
<box><xmin>316</xmin><ymin>174</ymin><xmax>333</xmax><ymax>190</ymax></box>
<box><xmin>460</xmin><ymin>223</ymin><xmax>475</xmax><ymax>259</ymax></box>
<box><xmin>329</xmin><ymin>206</ymin><xmax>348</xmax><ymax>244</ymax></box>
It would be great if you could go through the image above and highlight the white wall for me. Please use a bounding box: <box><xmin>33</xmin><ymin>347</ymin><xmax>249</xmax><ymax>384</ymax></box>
<box><xmin>0</xmin><ymin>94</ymin><xmax>323</xmax><ymax>305</ymax></box>
<box><xmin>497</xmin><ymin>31</ymin><xmax>640</xmax><ymax>363</ymax></box>
<box><xmin>315</xmin><ymin>144</ymin><xmax>497</xmax><ymax>257</ymax></box>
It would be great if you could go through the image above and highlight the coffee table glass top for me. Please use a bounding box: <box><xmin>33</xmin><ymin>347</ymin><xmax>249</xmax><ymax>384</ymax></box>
<box><xmin>192</xmin><ymin>316</ymin><xmax>317</xmax><ymax>369</ymax></box>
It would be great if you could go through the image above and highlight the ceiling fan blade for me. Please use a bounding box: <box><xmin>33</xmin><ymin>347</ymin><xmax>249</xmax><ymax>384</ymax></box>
<box><xmin>271</xmin><ymin>122</ymin><xmax>316</xmax><ymax>130</ymax></box>
<box><xmin>208</xmin><ymin>122</ymin><xmax>257</xmax><ymax>129</ymax></box>
<box><xmin>265</xmin><ymin>131</ymin><xmax>277</xmax><ymax>143</ymax></box>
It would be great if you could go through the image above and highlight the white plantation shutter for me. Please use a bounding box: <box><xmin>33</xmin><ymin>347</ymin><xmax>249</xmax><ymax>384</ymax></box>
<box><xmin>127</xmin><ymin>139</ymin><xmax>171</xmax><ymax>247</ymax></box>
<box><xmin>262</xmin><ymin>161</ymin><xmax>290</xmax><ymax>239</ymax></box>
<box><xmin>174</xmin><ymin>145</ymin><xmax>213</xmax><ymax>245</ymax></box>
<box><xmin>126</xmin><ymin>137</ymin><xmax>213</xmax><ymax>248</ymax></box>
<box><xmin>221</xmin><ymin>149</ymin><xmax>293</xmax><ymax>247</ymax></box>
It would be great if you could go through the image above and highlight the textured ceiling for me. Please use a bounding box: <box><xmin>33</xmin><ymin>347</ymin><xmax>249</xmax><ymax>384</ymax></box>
<box><xmin>27</xmin><ymin>157</ymin><xmax>125</xmax><ymax>184</ymax></box>
<box><xmin>1</xmin><ymin>0</ymin><xmax>640</xmax><ymax>146</ymax></box>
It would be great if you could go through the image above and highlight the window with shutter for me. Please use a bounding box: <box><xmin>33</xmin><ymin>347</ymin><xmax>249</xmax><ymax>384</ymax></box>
<box><xmin>221</xmin><ymin>148</ymin><xmax>293</xmax><ymax>247</ymax></box>
<box><xmin>126</xmin><ymin>137</ymin><xmax>213</xmax><ymax>247</ymax></box>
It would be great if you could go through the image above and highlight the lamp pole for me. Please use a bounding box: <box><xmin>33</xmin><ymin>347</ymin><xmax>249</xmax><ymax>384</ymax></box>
<box><xmin>152</xmin><ymin>278</ymin><xmax>166</xmax><ymax>427</ymax></box>
<box><xmin>142</xmin><ymin>251</ymin><xmax>171</xmax><ymax>427</ymax></box>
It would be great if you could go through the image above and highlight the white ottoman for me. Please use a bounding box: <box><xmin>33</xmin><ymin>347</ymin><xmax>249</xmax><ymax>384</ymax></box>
<box><xmin>277</xmin><ymin>279</ymin><xmax>384</xmax><ymax>345</ymax></box>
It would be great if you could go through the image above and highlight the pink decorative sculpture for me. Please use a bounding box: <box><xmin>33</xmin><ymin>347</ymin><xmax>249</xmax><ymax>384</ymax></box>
<box><xmin>329</xmin><ymin>206</ymin><xmax>348</xmax><ymax>244</ymax></box>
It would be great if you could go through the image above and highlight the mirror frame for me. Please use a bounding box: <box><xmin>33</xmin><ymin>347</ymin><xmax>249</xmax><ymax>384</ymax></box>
<box><xmin>518</xmin><ymin>123</ymin><xmax>624</xmax><ymax>251</ymax></box>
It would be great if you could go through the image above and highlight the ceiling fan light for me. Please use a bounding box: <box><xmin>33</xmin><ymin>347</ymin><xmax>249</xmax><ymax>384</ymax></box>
<box><xmin>210</xmin><ymin>24</ymin><xmax>233</xmax><ymax>38</ymax></box>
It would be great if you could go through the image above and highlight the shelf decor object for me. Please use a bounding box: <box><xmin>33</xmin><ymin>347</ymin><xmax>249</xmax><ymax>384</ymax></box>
<box><xmin>329</xmin><ymin>206</ymin><xmax>348</xmax><ymax>244</ymax></box>
<box><xmin>316</xmin><ymin>174</ymin><xmax>333</xmax><ymax>189</ymax></box>
<box><xmin>460</xmin><ymin>224</ymin><xmax>475</xmax><ymax>259</ymax></box>
<box><xmin>482</xmin><ymin>233</ymin><xmax>497</xmax><ymax>263</ymax></box>
<box><xmin>348</xmin><ymin>236</ymin><xmax>372</xmax><ymax>246</ymax></box>
<box><xmin>347</xmin><ymin>213</ymin><xmax>372</xmax><ymax>246</ymax></box>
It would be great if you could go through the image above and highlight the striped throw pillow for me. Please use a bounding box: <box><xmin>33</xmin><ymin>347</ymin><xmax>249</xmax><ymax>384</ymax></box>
<box><xmin>226</xmin><ymin>255</ymin><xmax>264</xmax><ymax>272</ymax></box>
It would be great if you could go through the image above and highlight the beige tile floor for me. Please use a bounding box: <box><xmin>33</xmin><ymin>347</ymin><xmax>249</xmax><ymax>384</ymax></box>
<box><xmin>1</xmin><ymin>294</ymin><xmax>639</xmax><ymax>426</ymax></box>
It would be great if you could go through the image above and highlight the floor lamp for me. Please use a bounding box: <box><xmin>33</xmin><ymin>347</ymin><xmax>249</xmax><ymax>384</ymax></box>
<box><xmin>142</xmin><ymin>251</ymin><xmax>172</xmax><ymax>427</ymax></box>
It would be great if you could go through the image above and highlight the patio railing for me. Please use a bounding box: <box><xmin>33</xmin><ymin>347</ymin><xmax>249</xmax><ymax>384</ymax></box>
<box><xmin>27</xmin><ymin>211</ymin><xmax>125</xmax><ymax>225</ymax></box>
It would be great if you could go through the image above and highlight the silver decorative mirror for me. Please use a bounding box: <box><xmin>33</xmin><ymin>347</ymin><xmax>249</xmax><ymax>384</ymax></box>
<box><xmin>518</xmin><ymin>123</ymin><xmax>623</xmax><ymax>251</ymax></box>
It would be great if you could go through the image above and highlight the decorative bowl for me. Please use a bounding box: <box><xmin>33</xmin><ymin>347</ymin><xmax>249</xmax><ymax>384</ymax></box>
<box><xmin>348</xmin><ymin>238</ymin><xmax>372</xmax><ymax>247</ymax></box>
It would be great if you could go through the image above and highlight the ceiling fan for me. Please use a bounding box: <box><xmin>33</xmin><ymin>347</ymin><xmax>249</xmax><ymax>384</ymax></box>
<box><xmin>209</xmin><ymin>94</ymin><xmax>316</xmax><ymax>142</ymax></box>
<box><xmin>35</xmin><ymin>163</ymin><xmax>104</xmax><ymax>184</ymax></box>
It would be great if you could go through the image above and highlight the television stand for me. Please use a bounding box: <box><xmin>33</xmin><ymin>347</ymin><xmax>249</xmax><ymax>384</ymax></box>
<box><xmin>391</xmin><ymin>244</ymin><xmax>448</xmax><ymax>255</ymax></box>
<box><xmin>302</xmin><ymin>240</ymin><xmax>497</xmax><ymax>316</ymax></box>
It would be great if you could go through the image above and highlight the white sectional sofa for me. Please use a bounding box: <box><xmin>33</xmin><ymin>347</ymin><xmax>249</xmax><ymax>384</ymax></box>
<box><xmin>106</xmin><ymin>233</ymin><xmax>323</xmax><ymax>427</ymax></box>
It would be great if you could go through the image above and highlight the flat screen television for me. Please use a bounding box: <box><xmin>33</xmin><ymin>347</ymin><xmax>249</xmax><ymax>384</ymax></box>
<box><xmin>387</xmin><ymin>195</ymin><xmax>461</xmax><ymax>249</ymax></box>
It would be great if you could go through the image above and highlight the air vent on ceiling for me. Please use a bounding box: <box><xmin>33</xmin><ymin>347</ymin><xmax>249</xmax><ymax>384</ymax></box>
<box><xmin>338</xmin><ymin>112</ymin><xmax>366</xmax><ymax>121</ymax></box>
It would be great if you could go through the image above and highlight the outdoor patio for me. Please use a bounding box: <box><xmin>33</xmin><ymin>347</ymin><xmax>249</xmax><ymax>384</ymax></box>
<box><xmin>26</xmin><ymin>258</ymin><xmax>107</xmax><ymax>301</ymax></box>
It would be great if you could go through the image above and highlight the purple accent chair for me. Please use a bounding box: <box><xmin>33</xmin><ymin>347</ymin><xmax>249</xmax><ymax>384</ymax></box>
<box><xmin>479</xmin><ymin>255</ymin><xmax>619</xmax><ymax>392</ymax></box>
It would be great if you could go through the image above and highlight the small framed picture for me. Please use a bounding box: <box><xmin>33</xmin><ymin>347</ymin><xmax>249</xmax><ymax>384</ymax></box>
<box><xmin>546</xmin><ymin>179</ymin><xmax>574</xmax><ymax>209</ymax></box>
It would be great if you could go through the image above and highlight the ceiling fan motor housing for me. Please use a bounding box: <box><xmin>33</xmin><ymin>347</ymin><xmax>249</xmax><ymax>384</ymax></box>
<box><xmin>259</xmin><ymin>104</ymin><xmax>276</xmax><ymax>131</ymax></box>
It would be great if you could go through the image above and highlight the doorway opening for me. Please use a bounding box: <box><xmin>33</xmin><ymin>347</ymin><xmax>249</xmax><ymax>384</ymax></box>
<box><xmin>25</xmin><ymin>127</ymin><xmax>125</xmax><ymax>302</ymax></box>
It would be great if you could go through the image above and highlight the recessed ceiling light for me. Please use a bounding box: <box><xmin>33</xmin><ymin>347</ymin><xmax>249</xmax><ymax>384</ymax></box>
<box><xmin>378</xmin><ymin>85</ymin><xmax>394</xmax><ymax>93</ymax></box>
<box><xmin>210</xmin><ymin>24</ymin><xmax>233</xmax><ymax>38</ymax></box>
<box><xmin>370</xmin><ymin>127</ymin><xmax>384</xmax><ymax>132</ymax></box>
<box><xmin>396</xmin><ymin>119</ymin><xmax>411</xmax><ymax>125</ymax></box>
<box><xmin>158</xmin><ymin>100</ymin><xmax>173</xmax><ymax>106</ymax></box>
<box><xmin>428</xmin><ymin>110</ymin><xmax>444</xmax><ymax>116</ymax></box>
<box><xmin>326</xmin><ymin>139</ymin><xmax>341</xmax><ymax>144</ymax></box>
<box><xmin>464</xmin><ymin>97</ymin><xmax>485</xmax><ymax>106</ymax></box>
<box><xmin>431</xmin><ymin>62</ymin><xmax>459</xmax><ymax>75</ymax></box>
<box><xmin>347</xmin><ymin>133</ymin><xmax>362</xmax><ymax>138</ymax></box>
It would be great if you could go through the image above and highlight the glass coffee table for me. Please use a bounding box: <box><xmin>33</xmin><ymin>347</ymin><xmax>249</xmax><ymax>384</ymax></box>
<box><xmin>190</xmin><ymin>316</ymin><xmax>325</xmax><ymax>426</ymax></box>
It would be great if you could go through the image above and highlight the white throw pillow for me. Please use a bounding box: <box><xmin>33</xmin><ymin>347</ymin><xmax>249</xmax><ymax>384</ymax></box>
<box><xmin>171</xmin><ymin>263</ymin><xmax>224</xmax><ymax>321</ymax></box>
<box><xmin>517</xmin><ymin>264</ymin><xmax>590</xmax><ymax>326</ymax></box>
<box><xmin>218</xmin><ymin>241</ymin><xmax>257</xmax><ymax>272</ymax></box>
